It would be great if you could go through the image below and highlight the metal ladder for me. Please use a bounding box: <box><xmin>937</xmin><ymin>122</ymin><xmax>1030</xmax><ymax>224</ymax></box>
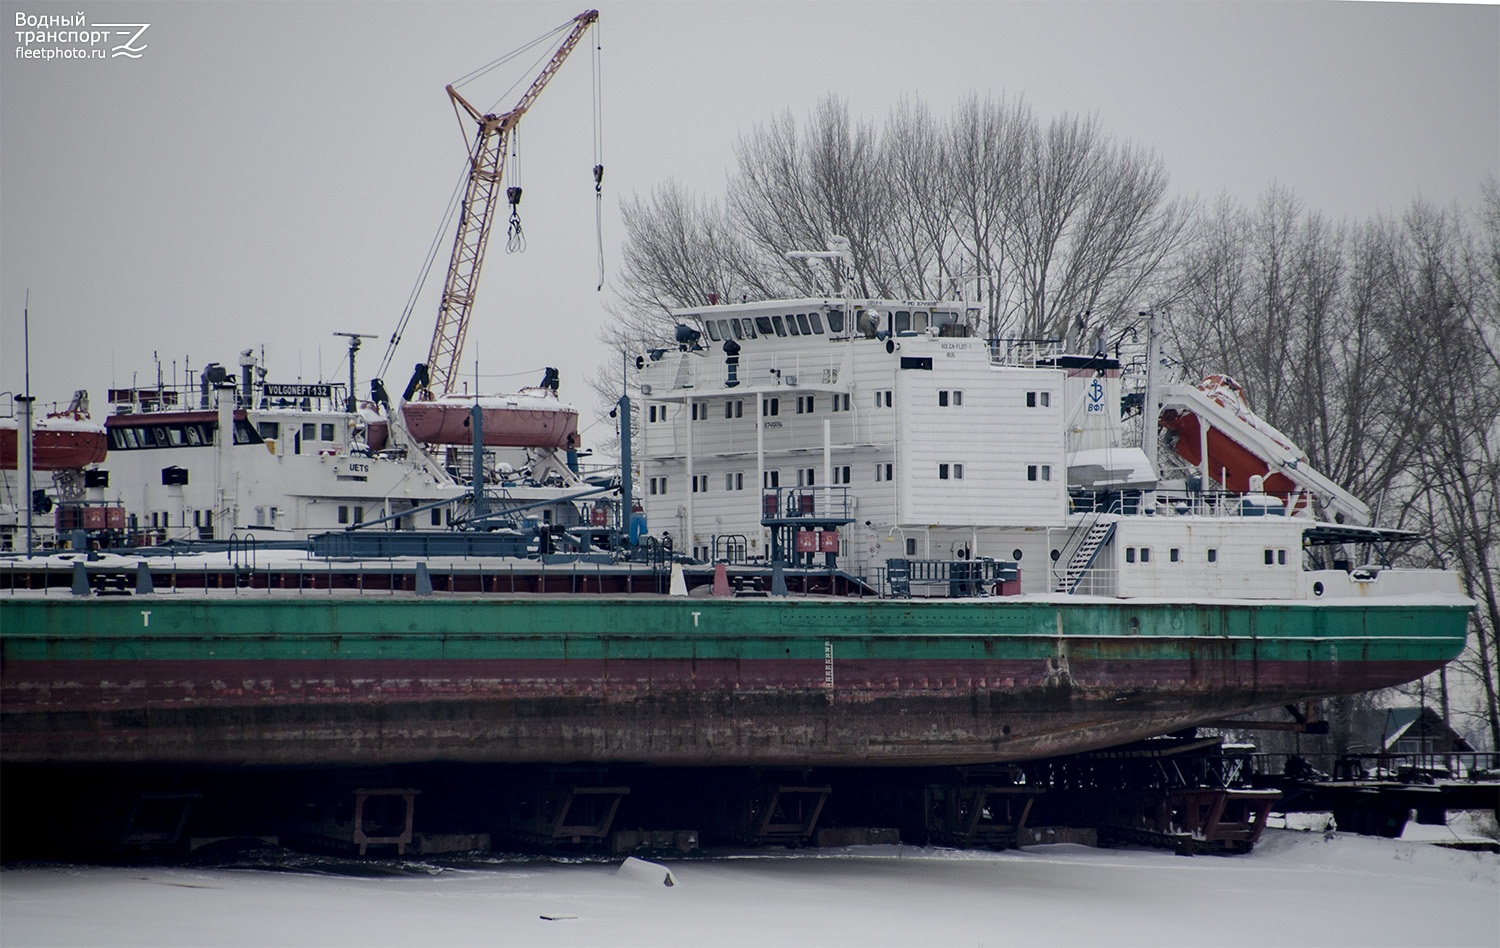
<box><xmin>886</xmin><ymin>558</ymin><xmax>911</xmax><ymax>599</ymax></box>
<box><xmin>1055</xmin><ymin>521</ymin><xmax>1116</xmax><ymax>593</ymax></box>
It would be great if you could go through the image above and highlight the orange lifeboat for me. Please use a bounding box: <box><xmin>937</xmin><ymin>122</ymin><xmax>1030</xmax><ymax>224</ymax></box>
<box><xmin>401</xmin><ymin>390</ymin><xmax>580</xmax><ymax>450</ymax></box>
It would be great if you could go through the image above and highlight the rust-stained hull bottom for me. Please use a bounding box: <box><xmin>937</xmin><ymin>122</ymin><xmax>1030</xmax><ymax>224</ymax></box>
<box><xmin>1</xmin><ymin>657</ymin><xmax>1444</xmax><ymax>767</ymax></box>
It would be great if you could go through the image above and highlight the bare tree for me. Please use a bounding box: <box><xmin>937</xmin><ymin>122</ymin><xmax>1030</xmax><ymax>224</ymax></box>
<box><xmin>608</xmin><ymin>94</ymin><xmax>1187</xmax><ymax>345</ymax></box>
<box><xmin>1383</xmin><ymin>199</ymin><xmax>1500</xmax><ymax>751</ymax></box>
<box><xmin>941</xmin><ymin>94</ymin><xmax>1030</xmax><ymax>337</ymax></box>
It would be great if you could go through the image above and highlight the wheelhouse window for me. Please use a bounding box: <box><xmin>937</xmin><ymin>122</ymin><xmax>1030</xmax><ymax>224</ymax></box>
<box><xmin>108</xmin><ymin>418</ymin><xmax>259</xmax><ymax>450</ymax></box>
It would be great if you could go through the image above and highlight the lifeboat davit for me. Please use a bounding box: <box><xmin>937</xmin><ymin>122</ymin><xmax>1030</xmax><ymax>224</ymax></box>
<box><xmin>0</xmin><ymin>412</ymin><xmax>108</xmax><ymax>471</ymax></box>
<box><xmin>401</xmin><ymin>390</ymin><xmax>580</xmax><ymax>450</ymax></box>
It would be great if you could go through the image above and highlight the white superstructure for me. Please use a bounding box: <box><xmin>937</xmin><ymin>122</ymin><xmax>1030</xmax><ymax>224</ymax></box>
<box><xmin>631</xmin><ymin>292</ymin><xmax>1456</xmax><ymax>602</ymax></box>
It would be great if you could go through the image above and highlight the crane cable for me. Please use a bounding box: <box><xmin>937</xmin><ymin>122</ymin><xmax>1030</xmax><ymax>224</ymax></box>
<box><xmin>377</xmin><ymin>161</ymin><xmax>469</xmax><ymax>383</ymax></box>
<box><xmin>453</xmin><ymin>17</ymin><xmax>576</xmax><ymax>108</ymax></box>
<box><xmin>592</xmin><ymin>20</ymin><xmax>606</xmax><ymax>291</ymax></box>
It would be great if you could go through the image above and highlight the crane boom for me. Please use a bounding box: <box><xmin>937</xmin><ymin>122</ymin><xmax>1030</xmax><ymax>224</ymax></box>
<box><xmin>421</xmin><ymin>9</ymin><xmax>598</xmax><ymax>399</ymax></box>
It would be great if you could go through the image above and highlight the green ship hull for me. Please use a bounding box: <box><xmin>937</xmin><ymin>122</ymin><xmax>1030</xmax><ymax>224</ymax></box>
<box><xmin>0</xmin><ymin>593</ymin><xmax>1470</xmax><ymax>767</ymax></box>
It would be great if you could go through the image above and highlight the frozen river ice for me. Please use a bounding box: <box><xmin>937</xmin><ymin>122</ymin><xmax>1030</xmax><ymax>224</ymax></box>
<box><xmin>2</xmin><ymin>829</ymin><xmax>1496</xmax><ymax>948</ymax></box>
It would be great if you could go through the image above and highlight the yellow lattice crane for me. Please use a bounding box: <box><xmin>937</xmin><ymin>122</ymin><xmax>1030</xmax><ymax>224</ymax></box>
<box><xmin>415</xmin><ymin>9</ymin><xmax>599</xmax><ymax>401</ymax></box>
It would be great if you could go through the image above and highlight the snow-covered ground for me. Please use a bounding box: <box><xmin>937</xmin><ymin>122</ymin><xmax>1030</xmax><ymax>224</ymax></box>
<box><xmin>3</xmin><ymin>828</ymin><xmax>1496</xmax><ymax>948</ymax></box>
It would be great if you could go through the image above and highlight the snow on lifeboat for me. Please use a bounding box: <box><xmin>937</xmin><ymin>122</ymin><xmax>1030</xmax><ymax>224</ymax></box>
<box><xmin>400</xmin><ymin>368</ymin><xmax>580</xmax><ymax>450</ymax></box>
<box><xmin>0</xmin><ymin>393</ymin><xmax>108</xmax><ymax>471</ymax></box>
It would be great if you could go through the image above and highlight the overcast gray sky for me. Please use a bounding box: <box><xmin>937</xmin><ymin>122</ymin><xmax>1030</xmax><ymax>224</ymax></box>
<box><xmin>3</xmin><ymin>1</ymin><xmax>1496</xmax><ymax>437</ymax></box>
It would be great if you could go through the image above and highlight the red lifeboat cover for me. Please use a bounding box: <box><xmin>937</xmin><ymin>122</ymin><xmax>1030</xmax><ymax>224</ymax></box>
<box><xmin>0</xmin><ymin>413</ymin><xmax>108</xmax><ymax>471</ymax></box>
<box><xmin>1159</xmin><ymin>375</ymin><xmax>1298</xmax><ymax>495</ymax></box>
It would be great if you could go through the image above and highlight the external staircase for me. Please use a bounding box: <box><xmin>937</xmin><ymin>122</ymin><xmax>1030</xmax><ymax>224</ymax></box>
<box><xmin>1055</xmin><ymin>520</ymin><xmax>1116</xmax><ymax>593</ymax></box>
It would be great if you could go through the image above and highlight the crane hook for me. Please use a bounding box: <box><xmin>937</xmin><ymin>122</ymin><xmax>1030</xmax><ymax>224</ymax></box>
<box><xmin>506</xmin><ymin>186</ymin><xmax>526</xmax><ymax>253</ymax></box>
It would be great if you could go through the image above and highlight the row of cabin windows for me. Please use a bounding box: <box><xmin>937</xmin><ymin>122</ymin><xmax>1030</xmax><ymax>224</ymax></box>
<box><xmin>336</xmin><ymin>505</ymin><xmax>445</xmax><ymax>527</ymax></box>
<box><xmin>654</xmin><ymin>462</ymin><xmax>1056</xmax><ymax>495</ymax></box>
<box><xmin>258</xmin><ymin>422</ymin><xmax>339</xmax><ymax>443</ymax></box>
<box><xmin>649</xmin><ymin>466</ymin><xmax>850</xmax><ymax>494</ymax></box>
<box><xmin>145</xmin><ymin>509</ymin><xmax>230</xmax><ymax>533</ymax></box>
<box><xmin>652</xmin><ymin>390</ymin><xmax>1048</xmax><ymax>424</ymax></box>
<box><xmin>649</xmin><ymin>461</ymin><xmax>1069</xmax><ymax>493</ymax></box>
<box><xmin>890</xmin><ymin>310</ymin><xmax>961</xmax><ymax>335</ymax></box>
<box><xmin>1125</xmin><ymin>546</ymin><xmax>1272</xmax><ymax>565</ymax></box>
<box><xmin>702</xmin><ymin>311</ymin><xmax>835</xmax><ymax>343</ymax></box>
